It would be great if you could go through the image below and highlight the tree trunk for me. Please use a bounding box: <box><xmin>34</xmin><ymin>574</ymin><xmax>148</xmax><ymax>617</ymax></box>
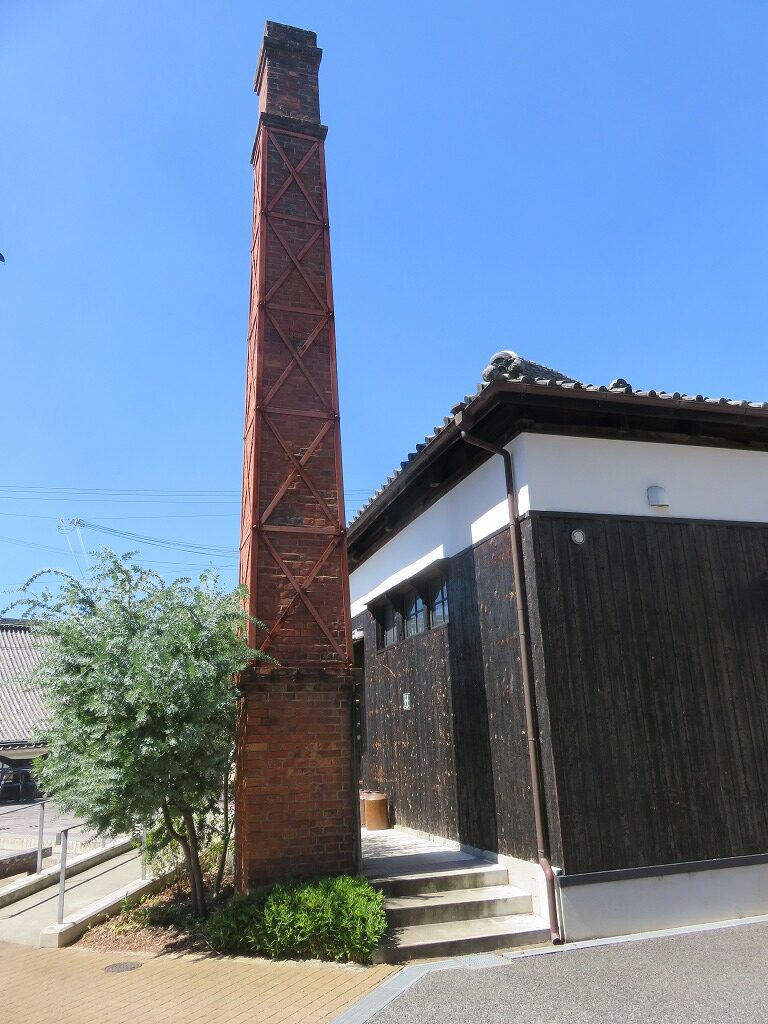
<box><xmin>182</xmin><ymin>809</ymin><xmax>207</xmax><ymax>918</ymax></box>
<box><xmin>162</xmin><ymin>800</ymin><xmax>206</xmax><ymax>918</ymax></box>
<box><xmin>213</xmin><ymin>769</ymin><xmax>233</xmax><ymax>899</ymax></box>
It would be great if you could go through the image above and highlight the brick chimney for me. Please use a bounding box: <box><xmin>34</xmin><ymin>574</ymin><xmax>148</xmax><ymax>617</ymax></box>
<box><xmin>235</xmin><ymin>22</ymin><xmax>358</xmax><ymax>889</ymax></box>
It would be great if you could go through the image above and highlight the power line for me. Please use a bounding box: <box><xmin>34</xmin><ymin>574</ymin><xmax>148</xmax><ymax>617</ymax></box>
<box><xmin>0</xmin><ymin>494</ymin><xmax>373</xmax><ymax>506</ymax></box>
<box><xmin>0</xmin><ymin>510</ymin><xmax>240</xmax><ymax>521</ymax></box>
<box><xmin>0</xmin><ymin>533</ymin><xmax>73</xmax><ymax>556</ymax></box>
<box><xmin>0</xmin><ymin>484</ymin><xmax>377</xmax><ymax>497</ymax></box>
<box><xmin>0</xmin><ymin>485</ymin><xmax>241</xmax><ymax>496</ymax></box>
<box><xmin>0</xmin><ymin>495</ymin><xmax>239</xmax><ymax>505</ymax></box>
<box><xmin>76</xmin><ymin>520</ymin><xmax>238</xmax><ymax>557</ymax></box>
<box><xmin>58</xmin><ymin>519</ymin><xmax>85</xmax><ymax>577</ymax></box>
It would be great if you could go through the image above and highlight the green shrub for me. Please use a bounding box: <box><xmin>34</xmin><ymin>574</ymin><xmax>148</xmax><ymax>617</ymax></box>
<box><xmin>204</xmin><ymin>892</ymin><xmax>259</xmax><ymax>956</ymax></box>
<box><xmin>206</xmin><ymin>876</ymin><xmax>387</xmax><ymax>963</ymax></box>
<box><xmin>107</xmin><ymin>889</ymin><xmax>197</xmax><ymax>936</ymax></box>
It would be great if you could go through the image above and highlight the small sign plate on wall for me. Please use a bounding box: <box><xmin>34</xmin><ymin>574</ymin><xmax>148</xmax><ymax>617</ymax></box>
<box><xmin>402</xmin><ymin>692</ymin><xmax>412</xmax><ymax>711</ymax></box>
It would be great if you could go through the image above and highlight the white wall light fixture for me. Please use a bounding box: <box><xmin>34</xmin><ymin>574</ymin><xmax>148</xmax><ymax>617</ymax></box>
<box><xmin>647</xmin><ymin>485</ymin><xmax>669</xmax><ymax>509</ymax></box>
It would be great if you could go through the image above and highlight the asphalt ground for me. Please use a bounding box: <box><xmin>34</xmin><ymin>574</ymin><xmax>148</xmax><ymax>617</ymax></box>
<box><xmin>368</xmin><ymin>921</ymin><xmax>768</xmax><ymax>1024</ymax></box>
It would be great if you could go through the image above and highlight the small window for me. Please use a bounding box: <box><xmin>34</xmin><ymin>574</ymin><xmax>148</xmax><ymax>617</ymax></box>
<box><xmin>428</xmin><ymin>578</ymin><xmax>449</xmax><ymax>626</ymax></box>
<box><xmin>402</xmin><ymin>588</ymin><xmax>426</xmax><ymax>638</ymax></box>
<box><xmin>377</xmin><ymin>601</ymin><xmax>398</xmax><ymax>649</ymax></box>
<box><xmin>373</xmin><ymin>573</ymin><xmax>449</xmax><ymax>652</ymax></box>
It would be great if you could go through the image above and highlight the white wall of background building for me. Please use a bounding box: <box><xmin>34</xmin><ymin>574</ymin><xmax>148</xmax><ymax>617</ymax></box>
<box><xmin>350</xmin><ymin>433</ymin><xmax>768</xmax><ymax>616</ymax></box>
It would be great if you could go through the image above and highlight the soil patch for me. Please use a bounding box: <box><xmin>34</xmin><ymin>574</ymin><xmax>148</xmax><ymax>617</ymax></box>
<box><xmin>78</xmin><ymin>876</ymin><xmax>230</xmax><ymax>957</ymax></box>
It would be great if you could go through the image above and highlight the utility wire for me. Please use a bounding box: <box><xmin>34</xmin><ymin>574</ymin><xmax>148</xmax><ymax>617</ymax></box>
<box><xmin>76</xmin><ymin>520</ymin><xmax>237</xmax><ymax>557</ymax></box>
<box><xmin>0</xmin><ymin>510</ymin><xmax>240</xmax><ymax>521</ymax></box>
<box><xmin>0</xmin><ymin>484</ymin><xmax>376</xmax><ymax>497</ymax></box>
<box><xmin>58</xmin><ymin>519</ymin><xmax>84</xmax><ymax>576</ymax></box>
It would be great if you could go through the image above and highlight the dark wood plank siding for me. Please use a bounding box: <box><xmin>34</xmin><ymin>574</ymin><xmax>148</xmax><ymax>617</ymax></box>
<box><xmin>526</xmin><ymin>512</ymin><xmax>768</xmax><ymax>874</ymax></box>
<box><xmin>522</xmin><ymin>519</ymin><xmax>564</xmax><ymax>868</ymax></box>
<box><xmin>358</xmin><ymin>529</ymin><xmax>538</xmax><ymax>860</ymax></box>
<box><xmin>357</xmin><ymin>614</ymin><xmax>459</xmax><ymax>840</ymax></box>
<box><xmin>447</xmin><ymin>532</ymin><xmax>538</xmax><ymax>859</ymax></box>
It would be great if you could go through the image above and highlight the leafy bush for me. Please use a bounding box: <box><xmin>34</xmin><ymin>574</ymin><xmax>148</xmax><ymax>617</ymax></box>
<box><xmin>12</xmin><ymin>550</ymin><xmax>270</xmax><ymax>918</ymax></box>
<box><xmin>107</xmin><ymin>889</ymin><xmax>198</xmax><ymax>936</ymax></box>
<box><xmin>206</xmin><ymin>876</ymin><xmax>387</xmax><ymax>963</ymax></box>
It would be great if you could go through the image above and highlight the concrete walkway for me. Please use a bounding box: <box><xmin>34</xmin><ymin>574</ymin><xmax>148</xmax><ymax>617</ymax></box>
<box><xmin>0</xmin><ymin>941</ymin><xmax>398</xmax><ymax>1024</ymax></box>
<box><xmin>0</xmin><ymin>848</ymin><xmax>142</xmax><ymax>945</ymax></box>
<box><xmin>362</xmin><ymin>828</ymin><xmax>492</xmax><ymax>880</ymax></box>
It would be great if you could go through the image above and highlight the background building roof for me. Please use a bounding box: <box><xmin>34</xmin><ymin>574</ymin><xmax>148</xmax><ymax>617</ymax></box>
<box><xmin>349</xmin><ymin>350</ymin><xmax>768</xmax><ymax>530</ymax></box>
<box><xmin>0</xmin><ymin>619</ymin><xmax>47</xmax><ymax>749</ymax></box>
<box><xmin>347</xmin><ymin>351</ymin><xmax>768</xmax><ymax>565</ymax></box>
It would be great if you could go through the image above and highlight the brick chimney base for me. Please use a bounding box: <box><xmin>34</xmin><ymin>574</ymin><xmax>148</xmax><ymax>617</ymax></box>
<box><xmin>234</xmin><ymin>667</ymin><xmax>361</xmax><ymax>890</ymax></box>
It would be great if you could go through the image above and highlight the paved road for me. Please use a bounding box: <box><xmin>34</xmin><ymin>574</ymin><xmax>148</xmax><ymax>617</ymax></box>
<box><xmin>370</xmin><ymin>921</ymin><xmax>768</xmax><ymax>1024</ymax></box>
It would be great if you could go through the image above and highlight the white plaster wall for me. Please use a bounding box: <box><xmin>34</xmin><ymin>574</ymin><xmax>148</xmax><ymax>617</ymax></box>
<box><xmin>517</xmin><ymin>432</ymin><xmax>768</xmax><ymax>521</ymax></box>
<box><xmin>559</xmin><ymin>863</ymin><xmax>768</xmax><ymax>941</ymax></box>
<box><xmin>349</xmin><ymin>451</ymin><xmax>509</xmax><ymax>618</ymax></box>
<box><xmin>349</xmin><ymin>432</ymin><xmax>768</xmax><ymax>617</ymax></box>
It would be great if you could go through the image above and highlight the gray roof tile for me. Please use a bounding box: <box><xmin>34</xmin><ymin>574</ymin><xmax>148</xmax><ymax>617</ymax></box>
<box><xmin>349</xmin><ymin>349</ymin><xmax>768</xmax><ymax>528</ymax></box>
<box><xmin>0</xmin><ymin>619</ymin><xmax>47</xmax><ymax>745</ymax></box>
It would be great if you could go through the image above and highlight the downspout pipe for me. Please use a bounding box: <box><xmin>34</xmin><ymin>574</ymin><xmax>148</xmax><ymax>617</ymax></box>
<box><xmin>455</xmin><ymin>418</ymin><xmax>563</xmax><ymax>944</ymax></box>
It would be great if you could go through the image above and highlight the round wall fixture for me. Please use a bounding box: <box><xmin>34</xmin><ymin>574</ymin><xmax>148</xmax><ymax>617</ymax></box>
<box><xmin>571</xmin><ymin>528</ymin><xmax>586</xmax><ymax>545</ymax></box>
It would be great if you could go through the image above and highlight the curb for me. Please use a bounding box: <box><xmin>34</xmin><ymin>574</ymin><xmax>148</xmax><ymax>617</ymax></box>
<box><xmin>39</xmin><ymin>866</ymin><xmax>180</xmax><ymax>948</ymax></box>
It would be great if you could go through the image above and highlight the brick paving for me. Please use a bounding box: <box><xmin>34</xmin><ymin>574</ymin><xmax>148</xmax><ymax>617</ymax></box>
<box><xmin>0</xmin><ymin>941</ymin><xmax>397</xmax><ymax>1024</ymax></box>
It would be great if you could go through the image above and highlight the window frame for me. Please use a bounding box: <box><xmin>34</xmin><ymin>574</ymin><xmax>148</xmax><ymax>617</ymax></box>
<box><xmin>401</xmin><ymin>586</ymin><xmax>427</xmax><ymax>638</ymax></box>
<box><xmin>426</xmin><ymin>576</ymin><xmax>449</xmax><ymax>628</ymax></box>
<box><xmin>371</xmin><ymin>562</ymin><xmax>449</xmax><ymax>652</ymax></box>
<box><xmin>375</xmin><ymin>599</ymin><xmax>399</xmax><ymax>650</ymax></box>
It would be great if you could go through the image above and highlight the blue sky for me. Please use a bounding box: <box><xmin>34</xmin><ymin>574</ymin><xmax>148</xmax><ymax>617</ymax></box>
<box><xmin>1</xmin><ymin>1</ymin><xmax>767</xmax><ymax>596</ymax></box>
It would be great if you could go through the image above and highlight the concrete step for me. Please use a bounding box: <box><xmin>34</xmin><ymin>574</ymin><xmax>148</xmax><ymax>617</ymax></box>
<box><xmin>371</xmin><ymin>863</ymin><xmax>510</xmax><ymax>897</ymax></box>
<box><xmin>385</xmin><ymin>884</ymin><xmax>532</xmax><ymax>927</ymax></box>
<box><xmin>373</xmin><ymin>913</ymin><xmax>550</xmax><ymax>963</ymax></box>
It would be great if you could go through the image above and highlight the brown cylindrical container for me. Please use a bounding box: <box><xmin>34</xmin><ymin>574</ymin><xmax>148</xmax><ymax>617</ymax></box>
<box><xmin>365</xmin><ymin>792</ymin><xmax>389</xmax><ymax>830</ymax></box>
<box><xmin>359</xmin><ymin>790</ymin><xmax>369</xmax><ymax>828</ymax></box>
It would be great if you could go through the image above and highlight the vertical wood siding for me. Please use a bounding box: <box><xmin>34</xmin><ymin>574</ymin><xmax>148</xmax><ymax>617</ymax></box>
<box><xmin>358</xmin><ymin>529</ymin><xmax>538</xmax><ymax>860</ymax></box>
<box><xmin>357</xmin><ymin>615</ymin><xmax>458</xmax><ymax>839</ymax></box>
<box><xmin>526</xmin><ymin>512</ymin><xmax>768</xmax><ymax>874</ymax></box>
<box><xmin>448</xmin><ymin>533</ymin><xmax>538</xmax><ymax>859</ymax></box>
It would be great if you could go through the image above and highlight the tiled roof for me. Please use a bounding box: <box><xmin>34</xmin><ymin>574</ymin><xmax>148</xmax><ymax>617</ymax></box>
<box><xmin>0</xmin><ymin>619</ymin><xmax>47</xmax><ymax>746</ymax></box>
<box><xmin>349</xmin><ymin>350</ymin><xmax>768</xmax><ymax>527</ymax></box>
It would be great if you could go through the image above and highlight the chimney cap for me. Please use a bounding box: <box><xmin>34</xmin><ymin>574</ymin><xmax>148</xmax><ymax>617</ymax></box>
<box><xmin>255</xmin><ymin>21</ymin><xmax>322</xmax><ymax>95</ymax></box>
<box><xmin>264</xmin><ymin>21</ymin><xmax>317</xmax><ymax>47</ymax></box>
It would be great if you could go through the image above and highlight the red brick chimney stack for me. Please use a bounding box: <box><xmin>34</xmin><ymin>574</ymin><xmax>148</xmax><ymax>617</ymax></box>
<box><xmin>255</xmin><ymin>22</ymin><xmax>321</xmax><ymax>124</ymax></box>
<box><xmin>235</xmin><ymin>22</ymin><xmax>358</xmax><ymax>890</ymax></box>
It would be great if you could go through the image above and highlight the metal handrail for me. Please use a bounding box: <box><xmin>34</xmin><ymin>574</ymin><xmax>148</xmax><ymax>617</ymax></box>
<box><xmin>0</xmin><ymin>799</ymin><xmax>48</xmax><ymax>873</ymax></box>
<box><xmin>0</xmin><ymin>798</ymin><xmax>47</xmax><ymax>817</ymax></box>
<box><xmin>56</xmin><ymin>822</ymin><xmax>147</xmax><ymax>926</ymax></box>
<box><xmin>1</xmin><ymin>799</ymin><xmax>146</xmax><ymax>922</ymax></box>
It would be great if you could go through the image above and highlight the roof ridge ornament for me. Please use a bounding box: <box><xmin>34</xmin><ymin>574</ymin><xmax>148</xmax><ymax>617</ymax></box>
<box><xmin>482</xmin><ymin>350</ymin><xmax>580</xmax><ymax>385</ymax></box>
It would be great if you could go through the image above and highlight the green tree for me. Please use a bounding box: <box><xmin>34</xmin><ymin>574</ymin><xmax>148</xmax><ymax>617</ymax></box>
<box><xmin>10</xmin><ymin>551</ymin><xmax>269</xmax><ymax>917</ymax></box>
